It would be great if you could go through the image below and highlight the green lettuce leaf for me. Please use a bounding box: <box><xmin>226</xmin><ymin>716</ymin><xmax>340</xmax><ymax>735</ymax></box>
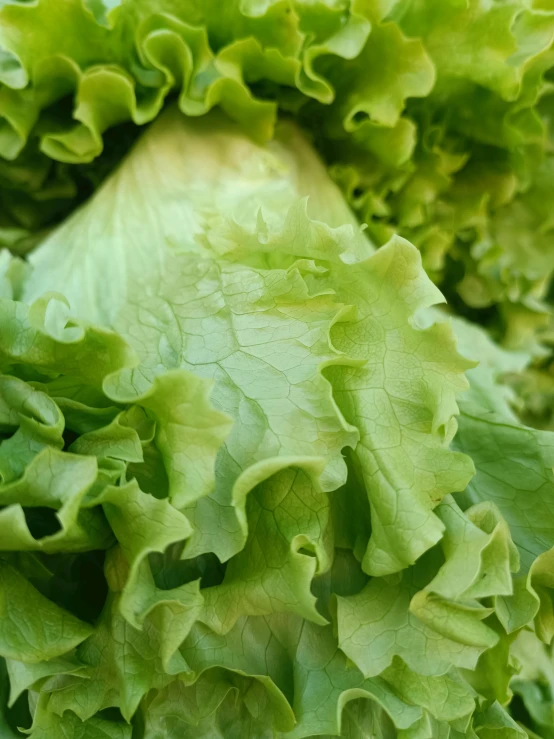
<box><xmin>320</xmin><ymin>238</ymin><xmax>475</xmax><ymax>576</ymax></box>
<box><xmin>42</xmin><ymin>548</ymin><xmax>200</xmax><ymax>722</ymax></box>
<box><xmin>441</xmin><ymin>315</ymin><xmax>554</xmax><ymax>643</ymax></box>
<box><xmin>28</xmin><ymin>695</ymin><xmax>132</xmax><ymax>739</ymax></box>
<box><xmin>199</xmin><ymin>465</ymin><xmax>330</xmax><ymax>632</ymax></box>
<box><xmin>0</xmin><ymin>562</ymin><xmax>93</xmax><ymax>664</ymax></box>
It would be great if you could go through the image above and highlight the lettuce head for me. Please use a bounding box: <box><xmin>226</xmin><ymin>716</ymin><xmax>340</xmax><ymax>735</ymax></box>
<box><xmin>0</xmin><ymin>2</ymin><xmax>554</xmax><ymax>738</ymax></box>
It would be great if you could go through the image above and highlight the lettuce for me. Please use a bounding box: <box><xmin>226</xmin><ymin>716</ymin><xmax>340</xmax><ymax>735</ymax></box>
<box><xmin>0</xmin><ymin>103</ymin><xmax>548</xmax><ymax>738</ymax></box>
<box><xmin>1</xmin><ymin>0</ymin><xmax>554</xmax><ymax>340</ymax></box>
<box><xmin>1</xmin><ymin>2</ymin><xmax>554</xmax><ymax>737</ymax></box>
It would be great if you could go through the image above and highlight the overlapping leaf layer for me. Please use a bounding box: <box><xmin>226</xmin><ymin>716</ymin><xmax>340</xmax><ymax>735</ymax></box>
<box><xmin>0</xmin><ymin>3</ymin><xmax>554</xmax><ymax>737</ymax></box>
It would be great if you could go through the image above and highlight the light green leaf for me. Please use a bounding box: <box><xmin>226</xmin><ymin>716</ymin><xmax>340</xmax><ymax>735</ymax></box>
<box><xmin>28</xmin><ymin>696</ymin><xmax>132</xmax><ymax>739</ymax></box>
<box><xmin>141</xmin><ymin>672</ymin><xmax>240</xmax><ymax>739</ymax></box>
<box><xmin>473</xmin><ymin>701</ymin><xmax>528</xmax><ymax>739</ymax></box>
<box><xmin>335</xmin><ymin>552</ymin><xmax>496</xmax><ymax>678</ymax></box>
<box><xmin>0</xmin><ymin>448</ymin><xmax>112</xmax><ymax>553</ymax></box>
<box><xmin>382</xmin><ymin>658</ymin><xmax>476</xmax><ymax>726</ymax></box>
<box><xmin>498</xmin><ymin>545</ymin><xmax>554</xmax><ymax>641</ymax></box>
<box><xmin>0</xmin><ymin>294</ymin><xmax>135</xmax><ymax>388</ymax></box>
<box><xmin>419</xmin><ymin>311</ymin><xmax>554</xmax><ymax>640</ymax></box>
<box><xmin>0</xmin><ymin>562</ymin><xmax>92</xmax><ymax>663</ymax></box>
<box><xmin>326</xmin><ymin>19</ymin><xmax>435</xmax><ymax>129</ymax></box>
<box><xmin>200</xmin><ymin>465</ymin><xmax>330</xmax><ymax>632</ymax></box>
<box><xmin>461</xmin><ymin>618</ymin><xmax>520</xmax><ymax>706</ymax></box>
<box><xmin>322</xmin><ymin>237</ymin><xmax>475</xmax><ymax>575</ymax></box>
<box><xmin>182</xmin><ymin>617</ymin><xmax>297</xmax><ymax>734</ymax></box>
<box><xmin>286</xmin><ymin>621</ymin><xmax>423</xmax><ymax>739</ymax></box>
<box><xmin>398</xmin><ymin>1</ymin><xmax>552</xmax><ymax>101</ymax></box>
<box><xmin>5</xmin><ymin>654</ymin><xmax>86</xmax><ymax>708</ymax></box>
<box><xmin>180</xmin><ymin>612</ymin><xmax>424</xmax><ymax>739</ymax></box>
<box><xmin>418</xmin><ymin>310</ymin><xmax>530</xmax><ymax>420</ymax></box>
<box><xmin>104</xmin><ymin>368</ymin><xmax>232</xmax><ymax>509</ymax></box>
<box><xmin>96</xmin><ymin>481</ymin><xmax>194</xmax><ymax>628</ymax></box>
<box><xmin>0</xmin><ymin>251</ymin><xmax>28</xmax><ymax>301</ymax></box>
<box><xmin>405</xmin><ymin>499</ymin><xmax>518</xmax><ymax>666</ymax></box>
<box><xmin>0</xmin><ymin>376</ymin><xmax>64</xmax><ymax>484</ymax></box>
<box><xmin>454</xmin><ymin>393</ymin><xmax>554</xmax><ymax>571</ymax></box>
<box><xmin>31</xmin><ymin>375</ymin><xmax>121</xmax><ymax>435</ymax></box>
<box><xmin>511</xmin><ymin>629</ymin><xmax>554</xmax><ymax>738</ymax></box>
<box><xmin>424</xmin><ymin>497</ymin><xmax>518</xmax><ymax>603</ymax></box>
<box><xmin>45</xmin><ymin>583</ymin><xmax>197</xmax><ymax>722</ymax></box>
<box><xmin>67</xmin><ymin>408</ymin><xmax>146</xmax><ymax>464</ymax></box>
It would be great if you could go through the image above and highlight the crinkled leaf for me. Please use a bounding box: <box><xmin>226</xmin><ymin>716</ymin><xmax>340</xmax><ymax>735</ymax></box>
<box><xmin>0</xmin><ymin>448</ymin><xmax>112</xmax><ymax>553</ymax></box>
<box><xmin>335</xmin><ymin>552</ymin><xmax>496</xmax><ymax>678</ymax></box>
<box><xmin>28</xmin><ymin>697</ymin><xmax>132</xmax><ymax>739</ymax></box>
<box><xmin>322</xmin><ymin>238</ymin><xmax>475</xmax><ymax>576</ymax></box>
<box><xmin>0</xmin><ymin>562</ymin><xmax>92</xmax><ymax>663</ymax></box>
<box><xmin>200</xmin><ymin>465</ymin><xmax>330</xmax><ymax>632</ymax></box>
